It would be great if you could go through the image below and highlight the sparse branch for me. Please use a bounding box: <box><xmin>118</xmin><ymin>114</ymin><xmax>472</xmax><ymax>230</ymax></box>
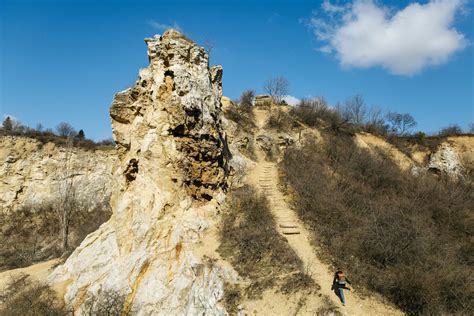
<box><xmin>263</xmin><ymin>76</ymin><xmax>289</xmax><ymax>104</ymax></box>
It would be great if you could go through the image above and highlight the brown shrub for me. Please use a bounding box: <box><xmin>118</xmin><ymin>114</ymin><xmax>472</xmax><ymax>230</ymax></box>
<box><xmin>0</xmin><ymin>274</ymin><xmax>130</xmax><ymax>316</ymax></box>
<box><xmin>224</xmin><ymin>104</ymin><xmax>256</xmax><ymax>133</ymax></box>
<box><xmin>289</xmin><ymin>98</ymin><xmax>333</xmax><ymax>128</ymax></box>
<box><xmin>266</xmin><ymin>108</ymin><xmax>295</xmax><ymax>131</ymax></box>
<box><xmin>1</xmin><ymin>129</ymin><xmax>115</xmax><ymax>151</ymax></box>
<box><xmin>0</xmin><ymin>201</ymin><xmax>111</xmax><ymax>271</ymax></box>
<box><xmin>281</xmin><ymin>134</ymin><xmax>473</xmax><ymax>315</ymax></box>
<box><xmin>81</xmin><ymin>288</ymin><xmax>132</xmax><ymax>315</ymax></box>
<box><xmin>0</xmin><ymin>274</ymin><xmax>67</xmax><ymax>316</ymax></box>
<box><xmin>387</xmin><ymin>134</ymin><xmax>444</xmax><ymax>160</ymax></box>
<box><xmin>223</xmin><ymin>283</ymin><xmax>242</xmax><ymax>315</ymax></box>
<box><xmin>289</xmin><ymin>100</ymin><xmax>354</xmax><ymax>134</ymax></box>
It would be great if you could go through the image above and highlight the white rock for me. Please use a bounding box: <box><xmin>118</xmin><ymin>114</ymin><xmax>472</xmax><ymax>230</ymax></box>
<box><xmin>49</xmin><ymin>29</ymin><xmax>231</xmax><ymax>315</ymax></box>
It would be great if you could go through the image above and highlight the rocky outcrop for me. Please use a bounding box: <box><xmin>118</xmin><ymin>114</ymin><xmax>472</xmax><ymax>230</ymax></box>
<box><xmin>0</xmin><ymin>136</ymin><xmax>113</xmax><ymax>213</ymax></box>
<box><xmin>254</xmin><ymin>95</ymin><xmax>273</xmax><ymax>107</ymax></box>
<box><xmin>49</xmin><ymin>30</ymin><xmax>232</xmax><ymax>315</ymax></box>
<box><xmin>428</xmin><ymin>142</ymin><xmax>463</xmax><ymax>176</ymax></box>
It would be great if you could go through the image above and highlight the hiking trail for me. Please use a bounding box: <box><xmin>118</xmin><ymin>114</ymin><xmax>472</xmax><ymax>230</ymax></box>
<box><xmin>246</xmin><ymin>108</ymin><xmax>402</xmax><ymax>315</ymax></box>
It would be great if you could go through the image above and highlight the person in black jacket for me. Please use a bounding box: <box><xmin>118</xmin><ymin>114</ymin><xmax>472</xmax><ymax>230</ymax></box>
<box><xmin>332</xmin><ymin>269</ymin><xmax>352</xmax><ymax>306</ymax></box>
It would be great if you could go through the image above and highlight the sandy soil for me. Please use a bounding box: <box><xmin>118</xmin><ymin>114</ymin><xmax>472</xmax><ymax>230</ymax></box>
<box><xmin>355</xmin><ymin>132</ymin><xmax>414</xmax><ymax>171</ymax></box>
<box><xmin>0</xmin><ymin>259</ymin><xmax>60</xmax><ymax>288</ymax></box>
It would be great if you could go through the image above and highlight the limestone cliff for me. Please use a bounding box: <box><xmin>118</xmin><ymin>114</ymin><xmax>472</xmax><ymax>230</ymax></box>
<box><xmin>355</xmin><ymin>132</ymin><xmax>474</xmax><ymax>177</ymax></box>
<box><xmin>49</xmin><ymin>30</ymin><xmax>232</xmax><ymax>315</ymax></box>
<box><xmin>0</xmin><ymin>136</ymin><xmax>113</xmax><ymax>213</ymax></box>
<box><xmin>427</xmin><ymin>136</ymin><xmax>474</xmax><ymax>177</ymax></box>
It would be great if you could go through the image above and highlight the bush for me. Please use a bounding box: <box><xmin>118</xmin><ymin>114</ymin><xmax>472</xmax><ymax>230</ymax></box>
<box><xmin>0</xmin><ymin>122</ymin><xmax>115</xmax><ymax>151</ymax></box>
<box><xmin>81</xmin><ymin>289</ymin><xmax>132</xmax><ymax>315</ymax></box>
<box><xmin>290</xmin><ymin>98</ymin><xmax>333</xmax><ymax>128</ymax></box>
<box><xmin>386</xmin><ymin>134</ymin><xmax>444</xmax><ymax>161</ymax></box>
<box><xmin>223</xmin><ymin>283</ymin><xmax>242</xmax><ymax>315</ymax></box>
<box><xmin>0</xmin><ymin>201</ymin><xmax>111</xmax><ymax>271</ymax></box>
<box><xmin>290</xmin><ymin>99</ymin><xmax>354</xmax><ymax>134</ymax></box>
<box><xmin>266</xmin><ymin>108</ymin><xmax>295</xmax><ymax>131</ymax></box>
<box><xmin>438</xmin><ymin>124</ymin><xmax>463</xmax><ymax>137</ymax></box>
<box><xmin>0</xmin><ymin>274</ymin><xmax>131</xmax><ymax>316</ymax></box>
<box><xmin>239</xmin><ymin>89</ymin><xmax>255</xmax><ymax>110</ymax></box>
<box><xmin>218</xmin><ymin>185</ymin><xmax>314</xmax><ymax>299</ymax></box>
<box><xmin>281</xmin><ymin>134</ymin><xmax>473</xmax><ymax>315</ymax></box>
<box><xmin>0</xmin><ymin>274</ymin><xmax>66</xmax><ymax>316</ymax></box>
<box><xmin>223</xmin><ymin>100</ymin><xmax>256</xmax><ymax>133</ymax></box>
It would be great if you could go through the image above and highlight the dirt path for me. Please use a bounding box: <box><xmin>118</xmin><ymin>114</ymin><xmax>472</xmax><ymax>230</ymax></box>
<box><xmin>0</xmin><ymin>259</ymin><xmax>60</xmax><ymax>290</ymax></box>
<box><xmin>247</xmin><ymin>109</ymin><xmax>402</xmax><ymax>315</ymax></box>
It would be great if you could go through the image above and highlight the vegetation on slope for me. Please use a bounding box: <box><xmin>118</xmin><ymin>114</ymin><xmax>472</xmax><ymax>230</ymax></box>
<box><xmin>0</xmin><ymin>274</ymin><xmax>66</xmax><ymax>316</ymax></box>
<box><xmin>223</xmin><ymin>90</ymin><xmax>257</xmax><ymax>133</ymax></box>
<box><xmin>1</xmin><ymin>117</ymin><xmax>114</xmax><ymax>151</ymax></box>
<box><xmin>0</xmin><ymin>201</ymin><xmax>111</xmax><ymax>271</ymax></box>
<box><xmin>281</xmin><ymin>134</ymin><xmax>473</xmax><ymax>315</ymax></box>
<box><xmin>0</xmin><ymin>273</ymin><xmax>130</xmax><ymax>316</ymax></box>
<box><xmin>218</xmin><ymin>185</ymin><xmax>316</xmax><ymax>312</ymax></box>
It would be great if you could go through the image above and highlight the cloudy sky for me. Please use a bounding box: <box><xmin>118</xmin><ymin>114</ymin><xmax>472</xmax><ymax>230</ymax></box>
<box><xmin>1</xmin><ymin>0</ymin><xmax>472</xmax><ymax>139</ymax></box>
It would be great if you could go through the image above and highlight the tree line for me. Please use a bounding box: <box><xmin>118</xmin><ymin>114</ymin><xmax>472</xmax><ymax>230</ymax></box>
<box><xmin>241</xmin><ymin>76</ymin><xmax>473</xmax><ymax>137</ymax></box>
<box><xmin>1</xmin><ymin>116</ymin><xmax>114</xmax><ymax>149</ymax></box>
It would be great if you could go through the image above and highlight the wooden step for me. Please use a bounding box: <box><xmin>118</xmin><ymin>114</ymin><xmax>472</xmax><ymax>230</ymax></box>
<box><xmin>279</xmin><ymin>223</ymin><xmax>298</xmax><ymax>229</ymax></box>
<box><xmin>281</xmin><ymin>228</ymin><xmax>300</xmax><ymax>235</ymax></box>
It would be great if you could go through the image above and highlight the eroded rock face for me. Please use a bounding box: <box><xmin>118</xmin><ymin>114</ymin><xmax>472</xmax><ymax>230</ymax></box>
<box><xmin>428</xmin><ymin>143</ymin><xmax>463</xmax><ymax>176</ymax></box>
<box><xmin>49</xmin><ymin>30</ymin><xmax>230</xmax><ymax>315</ymax></box>
<box><xmin>0</xmin><ymin>136</ymin><xmax>113</xmax><ymax>213</ymax></box>
<box><xmin>254</xmin><ymin>95</ymin><xmax>273</xmax><ymax>107</ymax></box>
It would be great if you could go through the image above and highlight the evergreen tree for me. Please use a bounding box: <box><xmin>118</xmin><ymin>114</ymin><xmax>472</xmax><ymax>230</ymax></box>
<box><xmin>77</xmin><ymin>129</ymin><xmax>85</xmax><ymax>140</ymax></box>
<box><xmin>2</xmin><ymin>116</ymin><xmax>13</xmax><ymax>131</ymax></box>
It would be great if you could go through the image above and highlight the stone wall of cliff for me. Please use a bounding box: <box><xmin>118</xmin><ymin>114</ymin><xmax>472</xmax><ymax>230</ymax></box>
<box><xmin>49</xmin><ymin>30</ymin><xmax>234</xmax><ymax>315</ymax></box>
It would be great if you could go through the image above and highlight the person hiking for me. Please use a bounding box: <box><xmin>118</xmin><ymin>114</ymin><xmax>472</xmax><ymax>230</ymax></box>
<box><xmin>332</xmin><ymin>269</ymin><xmax>352</xmax><ymax>306</ymax></box>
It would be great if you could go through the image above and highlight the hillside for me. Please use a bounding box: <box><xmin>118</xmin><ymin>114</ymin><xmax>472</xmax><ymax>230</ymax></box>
<box><xmin>0</xmin><ymin>30</ymin><xmax>472</xmax><ymax>316</ymax></box>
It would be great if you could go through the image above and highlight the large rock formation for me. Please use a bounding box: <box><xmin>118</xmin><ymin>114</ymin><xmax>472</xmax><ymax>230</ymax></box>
<box><xmin>49</xmin><ymin>30</ymin><xmax>231</xmax><ymax>314</ymax></box>
<box><xmin>0</xmin><ymin>136</ymin><xmax>113</xmax><ymax>213</ymax></box>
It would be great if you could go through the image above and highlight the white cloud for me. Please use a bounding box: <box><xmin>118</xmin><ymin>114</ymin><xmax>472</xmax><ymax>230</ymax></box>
<box><xmin>283</xmin><ymin>95</ymin><xmax>301</xmax><ymax>106</ymax></box>
<box><xmin>321</xmin><ymin>0</ymin><xmax>347</xmax><ymax>13</ymax></box>
<box><xmin>148</xmin><ymin>20</ymin><xmax>182</xmax><ymax>32</ymax></box>
<box><xmin>310</xmin><ymin>0</ymin><xmax>467</xmax><ymax>75</ymax></box>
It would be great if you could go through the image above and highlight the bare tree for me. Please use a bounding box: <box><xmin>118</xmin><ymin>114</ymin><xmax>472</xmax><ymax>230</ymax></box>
<box><xmin>365</xmin><ymin>106</ymin><xmax>388</xmax><ymax>134</ymax></box>
<box><xmin>438</xmin><ymin>124</ymin><xmax>463</xmax><ymax>137</ymax></box>
<box><xmin>385</xmin><ymin>112</ymin><xmax>417</xmax><ymax>135</ymax></box>
<box><xmin>340</xmin><ymin>95</ymin><xmax>367</xmax><ymax>126</ymax></box>
<box><xmin>203</xmin><ymin>39</ymin><xmax>215</xmax><ymax>62</ymax></box>
<box><xmin>239</xmin><ymin>89</ymin><xmax>255</xmax><ymax>109</ymax></box>
<box><xmin>56</xmin><ymin>122</ymin><xmax>76</xmax><ymax>138</ymax></box>
<box><xmin>263</xmin><ymin>76</ymin><xmax>289</xmax><ymax>104</ymax></box>
<box><xmin>469</xmin><ymin>123</ymin><xmax>474</xmax><ymax>134</ymax></box>
<box><xmin>54</xmin><ymin>137</ymin><xmax>77</xmax><ymax>251</ymax></box>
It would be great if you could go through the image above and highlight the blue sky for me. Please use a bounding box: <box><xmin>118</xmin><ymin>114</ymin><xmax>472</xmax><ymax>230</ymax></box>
<box><xmin>1</xmin><ymin>0</ymin><xmax>473</xmax><ymax>140</ymax></box>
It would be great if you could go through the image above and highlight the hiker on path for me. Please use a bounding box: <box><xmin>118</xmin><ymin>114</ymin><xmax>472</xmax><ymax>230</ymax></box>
<box><xmin>332</xmin><ymin>269</ymin><xmax>353</xmax><ymax>306</ymax></box>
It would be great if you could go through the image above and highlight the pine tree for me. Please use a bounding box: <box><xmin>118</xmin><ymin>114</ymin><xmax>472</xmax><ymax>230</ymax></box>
<box><xmin>77</xmin><ymin>129</ymin><xmax>85</xmax><ymax>140</ymax></box>
<box><xmin>2</xmin><ymin>116</ymin><xmax>13</xmax><ymax>131</ymax></box>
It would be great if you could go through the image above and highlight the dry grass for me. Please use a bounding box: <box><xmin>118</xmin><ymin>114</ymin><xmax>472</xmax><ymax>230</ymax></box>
<box><xmin>266</xmin><ymin>108</ymin><xmax>296</xmax><ymax>131</ymax></box>
<box><xmin>218</xmin><ymin>185</ymin><xmax>316</xmax><ymax>305</ymax></box>
<box><xmin>223</xmin><ymin>104</ymin><xmax>256</xmax><ymax>134</ymax></box>
<box><xmin>0</xmin><ymin>201</ymin><xmax>111</xmax><ymax>271</ymax></box>
<box><xmin>0</xmin><ymin>274</ymin><xmax>66</xmax><ymax>316</ymax></box>
<box><xmin>281</xmin><ymin>133</ymin><xmax>473</xmax><ymax>315</ymax></box>
<box><xmin>0</xmin><ymin>273</ymin><xmax>131</xmax><ymax>316</ymax></box>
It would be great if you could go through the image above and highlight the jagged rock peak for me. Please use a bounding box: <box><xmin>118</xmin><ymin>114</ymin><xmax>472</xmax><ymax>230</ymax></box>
<box><xmin>110</xmin><ymin>29</ymin><xmax>228</xmax><ymax>200</ymax></box>
<box><xmin>49</xmin><ymin>30</ymin><xmax>231</xmax><ymax>315</ymax></box>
